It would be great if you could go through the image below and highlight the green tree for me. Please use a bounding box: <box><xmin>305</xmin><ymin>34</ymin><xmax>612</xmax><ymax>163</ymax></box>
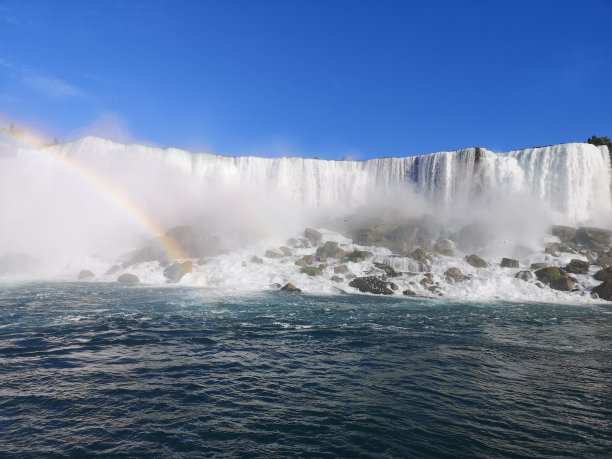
<box><xmin>587</xmin><ymin>135</ymin><xmax>611</xmax><ymax>146</ymax></box>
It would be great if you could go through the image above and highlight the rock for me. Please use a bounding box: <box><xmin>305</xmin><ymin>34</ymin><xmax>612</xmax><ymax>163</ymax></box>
<box><xmin>465</xmin><ymin>254</ymin><xmax>489</xmax><ymax>268</ymax></box>
<box><xmin>334</xmin><ymin>265</ymin><xmax>349</xmax><ymax>274</ymax></box>
<box><xmin>105</xmin><ymin>265</ymin><xmax>121</xmax><ymax>275</ymax></box>
<box><xmin>423</xmin><ymin>272</ymin><xmax>434</xmax><ymax>280</ymax></box>
<box><xmin>250</xmin><ymin>255</ymin><xmax>264</xmax><ymax>264</ymax></box>
<box><xmin>444</xmin><ymin>267</ymin><xmax>464</xmax><ymax>282</ymax></box>
<box><xmin>590</xmin><ymin>292</ymin><xmax>599</xmax><ymax>300</ymax></box>
<box><xmin>163</xmin><ymin>260</ymin><xmax>193</xmax><ymax>283</ymax></box>
<box><xmin>403</xmin><ymin>289</ymin><xmax>416</xmax><ymax>296</ymax></box>
<box><xmin>295</xmin><ymin>255</ymin><xmax>317</xmax><ymax>266</ymax></box>
<box><xmin>117</xmin><ymin>273</ymin><xmax>139</xmax><ymax>285</ymax></box>
<box><xmin>389</xmin><ymin>282</ymin><xmax>399</xmax><ymax>291</ymax></box>
<box><xmin>574</xmin><ymin>227</ymin><xmax>612</xmax><ymax>251</ymax></box>
<box><xmin>286</xmin><ymin>238</ymin><xmax>298</xmax><ymax>247</ymax></box>
<box><xmin>535</xmin><ymin>267</ymin><xmax>567</xmax><ymax>284</ymax></box>
<box><xmin>433</xmin><ymin>238</ymin><xmax>454</xmax><ymax>256</ymax></box>
<box><xmin>279</xmin><ymin>246</ymin><xmax>292</xmax><ymax>256</ymax></box>
<box><xmin>346</xmin><ymin>274</ymin><xmax>357</xmax><ymax>281</ymax></box>
<box><xmin>592</xmin><ymin>281</ymin><xmax>612</xmax><ymax>300</ymax></box>
<box><xmin>78</xmin><ymin>270</ymin><xmax>94</xmax><ymax>280</ymax></box>
<box><xmin>301</xmin><ymin>266</ymin><xmax>323</xmax><ymax>276</ymax></box>
<box><xmin>315</xmin><ymin>241</ymin><xmax>348</xmax><ymax>259</ymax></box>
<box><xmin>264</xmin><ymin>249</ymin><xmax>283</xmax><ymax>259</ymax></box>
<box><xmin>551</xmin><ymin>225</ymin><xmax>577</xmax><ymax>244</ymax></box>
<box><xmin>298</xmin><ymin>238</ymin><xmax>311</xmax><ymax>248</ymax></box>
<box><xmin>373</xmin><ymin>262</ymin><xmax>400</xmax><ymax>277</ymax></box>
<box><xmin>348</xmin><ymin>276</ymin><xmax>394</xmax><ymax>295</ymax></box>
<box><xmin>530</xmin><ymin>262</ymin><xmax>547</xmax><ymax>270</ymax></box>
<box><xmin>501</xmin><ymin>258</ymin><xmax>519</xmax><ymax>268</ymax></box>
<box><xmin>411</xmin><ymin>248</ymin><xmax>430</xmax><ymax>264</ymax></box>
<box><xmin>420</xmin><ymin>275</ymin><xmax>434</xmax><ymax>286</ymax></box>
<box><xmin>280</xmin><ymin>282</ymin><xmax>302</xmax><ymax>292</ymax></box>
<box><xmin>331</xmin><ymin>275</ymin><xmax>343</xmax><ymax>283</ymax></box>
<box><xmin>515</xmin><ymin>270</ymin><xmax>533</xmax><ymax>282</ymax></box>
<box><xmin>451</xmin><ymin>221</ymin><xmax>494</xmax><ymax>253</ymax></box>
<box><xmin>346</xmin><ymin>250</ymin><xmax>373</xmax><ymax>262</ymax></box>
<box><xmin>545</xmin><ymin>245</ymin><xmax>559</xmax><ymax>257</ymax></box>
<box><xmin>304</xmin><ymin>228</ymin><xmax>323</xmax><ymax>245</ymax></box>
<box><xmin>564</xmin><ymin>259</ymin><xmax>590</xmax><ymax>275</ymax></box>
<box><xmin>550</xmin><ymin>277</ymin><xmax>574</xmax><ymax>291</ymax></box>
<box><xmin>594</xmin><ymin>266</ymin><xmax>612</xmax><ymax>282</ymax></box>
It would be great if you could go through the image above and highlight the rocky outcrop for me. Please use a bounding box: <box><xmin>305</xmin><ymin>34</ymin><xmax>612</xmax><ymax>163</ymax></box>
<box><xmin>280</xmin><ymin>282</ymin><xmax>302</xmax><ymax>292</ymax></box>
<box><xmin>564</xmin><ymin>259</ymin><xmax>590</xmax><ymax>275</ymax></box>
<box><xmin>411</xmin><ymin>248</ymin><xmax>430</xmax><ymax>264</ymax></box>
<box><xmin>163</xmin><ymin>260</ymin><xmax>193</xmax><ymax>283</ymax></box>
<box><xmin>315</xmin><ymin>241</ymin><xmax>348</xmax><ymax>259</ymax></box>
<box><xmin>78</xmin><ymin>270</ymin><xmax>94</xmax><ymax>280</ymax></box>
<box><xmin>402</xmin><ymin>289</ymin><xmax>416</xmax><ymax>296</ymax></box>
<box><xmin>444</xmin><ymin>267</ymin><xmax>464</xmax><ymax>282</ymax></box>
<box><xmin>373</xmin><ymin>262</ymin><xmax>400</xmax><ymax>277</ymax></box>
<box><xmin>530</xmin><ymin>262</ymin><xmax>547</xmax><ymax>270</ymax></box>
<box><xmin>549</xmin><ymin>277</ymin><xmax>574</xmax><ymax>292</ymax></box>
<box><xmin>346</xmin><ymin>250</ymin><xmax>373</xmax><ymax>262</ymax></box>
<box><xmin>515</xmin><ymin>270</ymin><xmax>533</xmax><ymax>282</ymax></box>
<box><xmin>279</xmin><ymin>246</ymin><xmax>292</xmax><ymax>256</ymax></box>
<box><xmin>551</xmin><ymin>225</ymin><xmax>577</xmax><ymax>244</ymax></box>
<box><xmin>465</xmin><ymin>254</ymin><xmax>489</xmax><ymax>268</ymax></box>
<box><xmin>351</xmin><ymin>217</ymin><xmax>440</xmax><ymax>255</ymax></box>
<box><xmin>304</xmin><ymin>228</ymin><xmax>323</xmax><ymax>245</ymax></box>
<box><xmin>594</xmin><ymin>266</ymin><xmax>612</xmax><ymax>282</ymax></box>
<box><xmin>295</xmin><ymin>255</ymin><xmax>317</xmax><ymax>266</ymax></box>
<box><xmin>349</xmin><ymin>276</ymin><xmax>394</xmax><ymax>295</ymax></box>
<box><xmin>574</xmin><ymin>227</ymin><xmax>612</xmax><ymax>251</ymax></box>
<box><xmin>433</xmin><ymin>239</ymin><xmax>454</xmax><ymax>256</ymax></box>
<box><xmin>592</xmin><ymin>281</ymin><xmax>612</xmax><ymax>300</ymax></box>
<box><xmin>535</xmin><ymin>267</ymin><xmax>566</xmax><ymax>284</ymax></box>
<box><xmin>117</xmin><ymin>273</ymin><xmax>139</xmax><ymax>285</ymax></box>
<box><xmin>501</xmin><ymin>258</ymin><xmax>519</xmax><ymax>268</ymax></box>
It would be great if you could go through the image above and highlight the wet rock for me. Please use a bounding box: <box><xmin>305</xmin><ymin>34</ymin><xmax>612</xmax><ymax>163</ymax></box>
<box><xmin>348</xmin><ymin>276</ymin><xmax>394</xmax><ymax>295</ymax></box>
<box><xmin>564</xmin><ymin>259</ymin><xmax>590</xmax><ymax>275</ymax></box>
<box><xmin>373</xmin><ymin>262</ymin><xmax>400</xmax><ymax>277</ymax></box>
<box><xmin>334</xmin><ymin>265</ymin><xmax>349</xmax><ymax>274</ymax></box>
<box><xmin>535</xmin><ymin>267</ymin><xmax>567</xmax><ymax>285</ymax></box>
<box><xmin>117</xmin><ymin>273</ymin><xmax>139</xmax><ymax>285</ymax></box>
<box><xmin>590</xmin><ymin>292</ymin><xmax>599</xmax><ymax>300</ymax></box>
<box><xmin>550</xmin><ymin>277</ymin><xmax>574</xmax><ymax>292</ymax></box>
<box><xmin>465</xmin><ymin>254</ymin><xmax>489</xmax><ymax>268</ymax></box>
<box><xmin>501</xmin><ymin>258</ymin><xmax>519</xmax><ymax>268</ymax></box>
<box><xmin>444</xmin><ymin>267</ymin><xmax>464</xmax><ymax>282</ymax></box>
<box><xmin>331</xmin><ymin>275</ymin><xmax>343</xmax><ymax>283</ymax></box>
<box><xmin>433</xmin><ymin>238</ymin><xmax>454</xmax><ymax>256</ymax></box>
<box><xmin>280</xmin><ymin>283</ymin><xmax>302</xmax><ymax>292</ymax></box>
<box><xmin>105</xmin><ymin>265</ymin><xmax>121</xmax><ymax>275</ymax></box>
<box><xmin>264</xmin><ymin>249</ymin><xmax>283</xmax><ymax>259</ymax></box>
<box><xmin>545</xmin><ymin>245</ymin><xmax>559</xmax><ymax>257</ymax></box>
<box><xmin>163</xmin><ymin>260</ymin><xmax>193</xmax><ymax>283</ymax></box>
<box><xmin>530</xmin><ymin>262</ymin><xmax>547</xmax><ymax>270</ymax></box>
<box><xmin>574</xmin><ymin>227</ymin><xmax>612</xmax><ymax>251</ymax></box>
<box><xmin>346</xmin><ymin>274</ymin><xmax>357</xmax><ymax>281</ymax></box>
<box><xmin>346</xmin><ymin>250</ymin><xmax>374</xmax><ymax>262</ymax></box>
<box><xmin>301</xmin><ymin>266</ymin><xmax>323</xmax><ymax>277</ymax></box>
<box><xmin>304</xmin><ymin>228</ymin><xmax>323</xmax><ymax>245</ymax></box>
<box><xmin>389</xmin><ymin>282</ymin><xmax>399</xmax><ymax>291</ymax></box>
<box><xmin>594</xmin><ymin>266</ymin><xmax>612</xmax><ymax>282</ymax></box>
<box><xmin>515</xmin><ymin>270</ymin><xmax>533</xmax><ymax>282</ymax></box>
<box><xmin>78</xmin><ymin>270</ymin><xmax>94</xmax><ymax>280</ymax></box>
<box><xmin>592</xmin><ymin>281</ymin><xmax>612</xmax><ymax>300</ymax></box>
<box><xmin>295</xmin><ymin>255</ymin><xmax>317</xmax><ymax>267</ymax></box>
<box><xmin>411</xmin><ymin>248</ymin><xmax>430</xmax><ymax>264</ymax></box>
<box><xmin>551</xmin><ymin>225</ymin><xmax>577</xmax><ymax>244</ymax></box>
<box><xmin>316</xmin><ymin>241</ymin><xmax>348</xmax><ymax>259</ymax></box>
<box><xmin>403</xmin><ymin>289</ymin><xmax>416</xmax><ymax>296</ymax></box>
<box><xmin>279</xmin><ymin>246</ymin><xmax>292</xmax><ymax>256</ymax></box>
<box><xmin>250</xmin><ymin>255</ymin><xmax>264</xmax><ymax>264</ymax></box>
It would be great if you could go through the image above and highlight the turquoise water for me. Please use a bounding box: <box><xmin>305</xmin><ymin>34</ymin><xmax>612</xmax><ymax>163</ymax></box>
<box><xmin>0</xmin><ymin>283</ymin><xmax>610</xmax><ymax>457</ymax></box>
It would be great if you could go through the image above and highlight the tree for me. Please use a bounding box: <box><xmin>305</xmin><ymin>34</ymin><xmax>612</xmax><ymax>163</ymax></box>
<box><xmin>587</xmin><ymin>135</ymin><xmax>611</xmax><ymax>146</ymax></box>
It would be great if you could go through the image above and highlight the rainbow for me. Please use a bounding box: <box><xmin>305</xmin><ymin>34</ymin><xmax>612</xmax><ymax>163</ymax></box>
<box><xmin>0</xmin><ymin>125</ymin><xmax>190</xmax><ymax>261</ymax></box>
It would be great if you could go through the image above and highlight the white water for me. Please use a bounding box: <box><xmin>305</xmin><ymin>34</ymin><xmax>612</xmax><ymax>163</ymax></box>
<box><xmin>0</xmin><ymin>136</ymin><xmax>610</xmax><ymax>302</ymax></box>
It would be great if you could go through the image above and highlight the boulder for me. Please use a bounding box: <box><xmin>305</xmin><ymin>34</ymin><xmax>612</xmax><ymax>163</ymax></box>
<box><xmin>389</xmin><ymin>282</ymin><xmax>399</xmax><ymax>291</ymax></box>
<box><xmin>334</xmin><ymin>265</ymin><xmax>349</xmax><ymax>274</ymax></box>
<box><xmin>117</xmin><ymin>273</ymin><xmax>139</xmax><ymax>285</ymax></box>
<box><xmin>444</xmin><ymin>267</ymin><xmax>464</xmax><ymax>282</ymax></box>
<box><xmin>515</xmin><ymin>270</ymin><xmax>533</xmax><ymax>282</ymax></box>
<box><xmin>530</xmin><ymin>262</ymin><xmax>547</xmax><ymax>270</ymax></box>
<box><xmin>280</xmin><ymin>283</ymin><xmax>302</xmax><ymax>293</ymax></box>
<box><xmin>78</xmin><ymin>270</ymin><xmax>94</xmax><ymax>280</ymax></box>
<box><xmin>250</xmin><ymin>255</ymin><xmax>264</xmax><ymax>264</ymax></box>
<box><xmin>163</xmin><ymin>260</ymin><xmax>193</xmax><ymax>283</ymax></box>
<box><xmin>304</xmin><ymin>228</ymin><xmax>323</xmax><ymax>245</ymax></box>
<box><xmin>501</xmin><ymin>258</ymin><xmax>519</xmax><ymax>268</ymax></box>
<box><xmin>433</xmin><ymin>238</ymin><xmax>454</xmax><ymax>256</ymax></box>
<box><xmin>373</xmin><ymin>262</ymin><xmax>400</xmax><ymax>277</ymax></box>
<box><xmin>346</xmin><ymin>250</ymin><xmax>374</xmax><ymax>262</ymax></box>
<box><xmin>301</xmin><ymin>266</ymin><xmax>323</xmax><ymax>276</ymax></box>
<box><xmin>564</xmin><ymin>259</ymin><xmax>590</xmax><ymax>275</ymax></box>
<box><xmin>574</xmin><ymin>227</ymin><xmax>612</xmax><ymax>251</ymax></box>
<box><xmin>279</xmin><ymin>246</ymin><xmax>292</xmax><ymax>256</ymax></box>
<box><xmin>550</xmin><ymin>277</ymin><xmax>574</xmax><ymax>292</ymax></box>
<box><xmin>295</xmin><ymin>255</ymin><xmax>317</xmax><ymax>266</ymax></box>
<box><xmin>551</xmin><ymin>225</ymin><xmax>577</xmax><ymax>244</ymax></box>
<box><xmin>535</xmin><ymin>267</ymin><xmax>567</xmax><ymax>284</ymax></box>
<box><xmin>465</xmin><ymin>254</ymin><xmax>489</xmax><ymax>268</ymax></box>
<box><xmin>331</xmin><ymin>275</ymin><xmax>343</xmax><ymax>283</ymax></box>
<box><xmin>346</xmin><ymin>274</ymin><xmax>357</xmax><ymax>281</ymax></box>
<box><xmin>316</xmin><ymin>241</ymin><xmax>348</xmax><ymax>259</ymax></box>
<box><xmin>402</xmin><ymin>289</ymin><xmax>416</xmax><ymax>296</ymax></box>
<box><xmin>348</xmin><ymin>276</ymin><xmax>394</xmax><ymax>295</ymax></box>
<box><xmin>594</xmin><ymin>266</ymin><xmax>612</xmax><ymax>282</ymax></box>
<box><xmin>411</xmin><ymin>248</ymin><xmax>430</xmax><ymax>264</ymax></box>
<box><xmin>264</xmin><ymin>249</ymin><xmax>283</xmax><ymax>259</ymax></box>
<box><xmin>592</xmin><ymin>281</ymin><xmax>612</xmax><ymax>300</ymax></box>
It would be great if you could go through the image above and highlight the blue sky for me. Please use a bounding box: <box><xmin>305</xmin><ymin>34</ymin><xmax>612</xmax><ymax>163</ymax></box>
<box><xmin>0</xmin><ymin>0</ymin><xmax>611</xmax><ymax>159</ymax></box>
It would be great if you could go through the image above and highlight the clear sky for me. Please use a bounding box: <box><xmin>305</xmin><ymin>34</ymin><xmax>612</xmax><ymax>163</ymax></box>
<box><xmin>0</xmin><ymin>0</ymin><xmax>611</xmax><ymax>159</ymax></box>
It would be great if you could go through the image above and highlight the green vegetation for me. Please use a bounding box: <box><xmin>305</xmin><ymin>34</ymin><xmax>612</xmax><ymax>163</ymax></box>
<box><xmin>586</xmin><ymin>135</ymin><xmax>611</xmax><ymax>146</ymax></box>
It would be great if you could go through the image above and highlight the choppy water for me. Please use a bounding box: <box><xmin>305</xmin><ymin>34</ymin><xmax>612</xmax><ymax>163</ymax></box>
<box><xmin>0</xmin><ymin>283</ymin><xmax>610</xmax><ymax>458</ymax></box>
